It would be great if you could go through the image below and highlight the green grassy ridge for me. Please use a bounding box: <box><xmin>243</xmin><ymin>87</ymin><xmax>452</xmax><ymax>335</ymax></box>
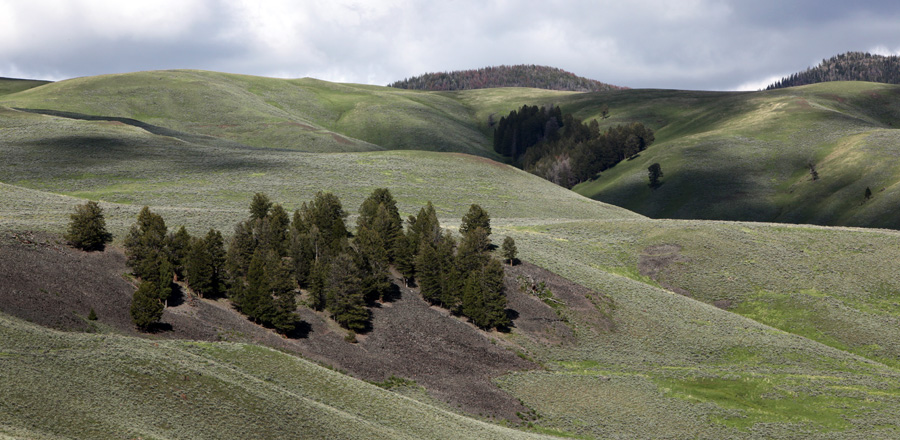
<box><xmin>0</xmin><ymin>70</ymin><xmax>494</xmax><ymax>156</ymax></box>
<box><xmin>0</xmin><ymin>313</ymin><xmax>551</xmax><ymax>440</ymax></box>
<box><xmin>565</xmin><ymin>82</ymin><xmax>900</xmax><ymax>229</ymax></box>
<box><xmin>0</xmin><ymin>78</ymin><xmax>50</xmax><ymax>96</ymax></box>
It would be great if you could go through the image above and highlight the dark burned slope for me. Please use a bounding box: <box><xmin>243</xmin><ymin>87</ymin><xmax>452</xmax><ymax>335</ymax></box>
<box><xmin>0</xmin><ymin>231</ymin><xmax>612</xmax><ymax>421</ymax></box>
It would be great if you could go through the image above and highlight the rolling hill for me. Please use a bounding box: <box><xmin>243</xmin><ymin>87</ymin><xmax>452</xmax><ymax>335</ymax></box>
<box><xmin>388</xmin><ymin>65</ymin><xmax>623</xmax><ymax>92</ymax></box>
<box><xmin>767</xmin><ymin>52</ymin><xmax>900</xmax><ymax>90</ymax></box>
<box><xmin>2</xmin><ymin>70</ymin><xmax>900</xmax><ymax>439</ymax></box>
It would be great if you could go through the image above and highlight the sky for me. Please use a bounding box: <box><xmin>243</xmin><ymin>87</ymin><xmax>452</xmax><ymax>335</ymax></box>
<box><xmin>1</xmin><ymin>0</ymin><xmax>899</xmax><ymax>91</ymax></box>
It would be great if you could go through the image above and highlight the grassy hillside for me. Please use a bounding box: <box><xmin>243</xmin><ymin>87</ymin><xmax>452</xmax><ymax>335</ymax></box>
<box><xmin>0</xmin><ymin>70</ymin><xmax>495</xmax><ymax>156</ymax></box>
<box><xmin>0</xmin><ymin>77</ymin><xmax>50</xmax><ymax>96</ymax></box>
<box><xmin>557</xmin><ymin>82</ymin><xmax>900</xmax><ymax>229</ymax></box>
<box><xmin>0</xmin><ymin>313</ymin><xmax>550</xmax><ymax>440</ymax></box>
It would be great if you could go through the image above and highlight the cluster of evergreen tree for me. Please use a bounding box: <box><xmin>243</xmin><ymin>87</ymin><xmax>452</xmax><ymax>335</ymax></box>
<box><xmin>123</xmin><ymin>207</ymin><xmax>225</xmax><ymax>330</ymax></box>
<box><xmin>399</xmin><ymin>203</ymin><xmax>510</xmax><ymax>330</ymax></box>
<box><xmin>766</xmin><ymin>52</ymin><xmax>900</xmax><ymax>90</ymax></box>
<box><xmin>494</xmin><ymin>105</ymin><xmax>655</xmax><ymax>188</ymax></box>
<box><xmin>388</xmin><ymin>65</ymin><xmax>622</xmax><ymax>92</ymax></box>
<box><xmin>125</xmin><ymin>190</ymin><xmax>514</xmax><ymax>334</ymax></box>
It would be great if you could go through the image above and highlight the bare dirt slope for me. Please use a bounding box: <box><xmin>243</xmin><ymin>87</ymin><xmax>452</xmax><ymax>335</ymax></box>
<box><xmin>0</xmin><ymin>231</ymin><xmax>610</xmax><ymax>421</ymax></box>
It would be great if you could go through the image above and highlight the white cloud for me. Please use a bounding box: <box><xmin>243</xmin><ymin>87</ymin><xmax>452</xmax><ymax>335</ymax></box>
<box><xmin>733</xmin><ymin>74</ymin><xmax>787</xmax><ymax>91</ymax></box>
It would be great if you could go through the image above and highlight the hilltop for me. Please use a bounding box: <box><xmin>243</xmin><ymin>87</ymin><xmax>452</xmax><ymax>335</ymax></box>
<box><xmin>388</xmin><ymin>65</ymin><xmax>623</xmax><ymax>92</ymax></box>
<box><xmin>767</xmin><ymin>52</ymin><xmax>900</xmax><ymax>89</ymax></box>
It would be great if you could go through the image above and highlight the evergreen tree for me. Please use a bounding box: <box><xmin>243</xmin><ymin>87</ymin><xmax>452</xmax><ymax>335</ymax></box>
<box><xmin>131</xmin><ymin>281</ymin><xmax>164</xmax><ymax>331</ymax></box>
<box><xmin>461</xmin><ymin>258</ymin><xmax>509</xmax><ymax>329</ymax></box>
<box><xmin>249</xmin><ymin>192</ymin><xmax>272</xmax><ymax>220</ymax></box>
<box><xmin>865</xmin><ymin>186</ymin><xmax>873</xmax><ymax>200</ymax></box>
<box><xmin>358</xmin><ymin>188</ymin><xmax>403</xmax><ymax>261</ymax></box>
<box><xmin>123</xmin><ymin>206</ymin><xmax>168</xmax><ymax>280</ymax></box>
<box><xmin>205</xmin><ymin>229</ymin><xmax>226</xmax><ymax>295</ymax></box>
<box><xmin>415</xmin><ymin>240</ymin><xmax>442</xmax><ymax>304</ymax></box>
<box><xmin>324</xmin><ymin>252</ymin><xmax>370</xmax><ymax>332</ymax></box>
<box><xmin>156</xmin><ymin>255</ymin><xmax>174</xmax><ymax>307</ymax></box>
<box><xmin>186</xmin><ymin>236</ymin><xmax>215</xmax><ymax>298</ymax></box>
<box><xmin>167</xmin><ymin>225</ymin><xmax>192</xmax><ymax>278</ymax></box>
<box><xmin>64</xmin><ymin>200</ymin><xmax>112</xmax><ymax>251</ymax></box>
<box><xmin>459</xmin><ymin>204</ymin><xmax>492</xmax><ymax>236</ymax></box>
<box><xmin>457</xmin><ymin>227</ymin><xmax>491</xmax><ymax>274</ymax></box>
<box><xmin>648</xmin><ymin>163</ymin><xmax>663</xmax><ymax>189</ymax></box>
<box><xmin>502</xmin><ymin>236</ymin><xmax>518</xmax><ymax>265</ymax></box>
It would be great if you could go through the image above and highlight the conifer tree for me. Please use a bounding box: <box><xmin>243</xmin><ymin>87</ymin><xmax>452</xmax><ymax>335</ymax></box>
<box><xmin>64</xmin><ymin>200</ymin><xmax>112</xmax><ymax>251</ymax></box>
<box><xmin>461</xmin><ymin>258</ymin><xmax>509</xmax><ymax>329</ymax></box>
<box><xmin>249</xmin><ymin>192</ymin><xmax>272</xmax><ymax>220</ymax></box>
<box><xmin>186</xmin><ymin>236</ymin><xmax>215</xmax><ymax>298</ymax></box>
<box><xmin>324</xmin><ymin>252</ymin><xmax>369</xmax><ymax>331</ymax></box>
<box><xmin>502</xmin><ymin>236</ymin><xmax>518</xmax><ymax>266</ymax></box>
<box><xmin>167</xmin><ymin>225</ymin><xmax>192</xmax><ymax>278</ymax></box>
<box><xmin>415</xmin><ymin>240</ymin><xmax>442</xmax><ymax>304</ymax></box>
<box><xmin>124</xmin><ymin>206</ymin><xmax>168</xmax><ymax>280</ymax></box>
<box><xmin>131</xmin><ymin>281</ymin><xmax>164</xmax><ymax>331</ymax></box>
<box><xmin>459</xmin><ymin>204</ymin><xmax>491</xmax><ymax>236</ymax></box>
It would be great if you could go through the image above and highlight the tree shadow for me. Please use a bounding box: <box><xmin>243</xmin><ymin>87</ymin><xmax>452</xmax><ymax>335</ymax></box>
<box><xmin>166</xmin><ymin>284</ymin><xmax>187</xmax><ymax>307</ymax></box>
<box><xmin>283</xmin><ymin>320</ymin><xmax>312</xmax><ymax>339</ymax></box>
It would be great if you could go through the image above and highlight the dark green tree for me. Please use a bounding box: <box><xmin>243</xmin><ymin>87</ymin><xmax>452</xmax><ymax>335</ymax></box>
<box><xmin>459</xmin><ymin>204</ymin><xmax>491</xmax><ymax>236</ymax></box>
<box><xmin>167</xmin><ymin>225</ymin><xmax>192</xmax><ymax>278</ymax></box>
<box><xmin>648</xmin><ymin>163</ymin><xmax>663</xmax><ymax>189</ymax></box>
<box><xmin>324</xmin><ymin>252</ymin><xmax>370</xmax><ymax>332</ymax></box>
<box><xmin>186</xmin><ymin>236</ymin><xmax>215</xmax><ymax>298</ymax></box>
<box><xmin>249</xmin><ymin>192</ymin><xmax>273</xmax><ymax>220</ymax></box>
<box><xmin>123</xmin><ymin>206</ymin><xmax>168</xmax><ymax>280</ymax></box>
<box><xmin>457</xmin><ymin>227</ymin><xmax>491</xmax><ymax>274</ymax></box>
<box><xmin>415</xmin><ymin>240</ymin><xmax>442</xmax><ymax>304</ymax></box>
<box><xmin>502</xmin><ymin>236</ymin><xmax>518</xmax><ymax>266</ymax></box>
<box><xmin>865</xmin><ymin>186</ymin><xmax>873</xmax><ymax>200</ymax></box>
<box><xmin>461</xmin><ymin>258</ymin><xmax>509</xmax><ymax>329</ymax></box>
<box><xmin>130</xmin><ymin>281</ymin><xmax>164</xmax><ymax>331</ymax></box>
<box><xmin>357</xmin><ymin>188</ymin><xmax>402</xmax><ymax>260</ymax></box>
<box><xmin>64</xmin><ymin>200</ymin><xmax>112</xmax><ymax>251</ymax></box>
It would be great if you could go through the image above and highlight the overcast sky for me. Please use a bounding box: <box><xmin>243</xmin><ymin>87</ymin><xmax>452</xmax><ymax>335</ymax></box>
<box><xmin>2</xmin><ymin>0</ymin><xmax>899</xmax><ymax>91</ymax></box>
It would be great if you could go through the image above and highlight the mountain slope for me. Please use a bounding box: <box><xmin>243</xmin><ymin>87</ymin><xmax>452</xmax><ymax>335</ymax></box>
<box><xmin>767</xmin><ymin>52</ymin><xmax>900</xmax><ymax>89</ymax></box>
<box><xmin>0</xmin><ymin>70</ymin><xmax>495</xmax><ymax>156</ymax></box>
<box><xmin>536</xmin><ymin>81</ymin><xmax>900</xmax><ymax>229</ymax></box>
<box><xmin>388</xmin><ymin>65</ymin><xmax>623</xmax><ymax>92</ymax></box>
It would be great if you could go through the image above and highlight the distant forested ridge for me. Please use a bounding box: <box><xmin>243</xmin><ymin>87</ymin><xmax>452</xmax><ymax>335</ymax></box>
<box><xmin>767</xmin><ymin>52</ymin><xmax>900</xmax><ymax>90</ymax></box>
<box><xmin>388</xmin><ymin>65</ymin><xmax>623</xmax><ymax>92</ymax></box>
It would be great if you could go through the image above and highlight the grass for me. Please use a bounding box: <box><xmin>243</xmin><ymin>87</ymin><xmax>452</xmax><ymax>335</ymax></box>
<box><xmin>3</xmin><ymin>72</ymin><xmax>900</xmax><ymax>439</ymax></box>
<box><xmin>0</xmin><ymin>313</ymin><xmax>551</xmax><ymax>440</ymax></box>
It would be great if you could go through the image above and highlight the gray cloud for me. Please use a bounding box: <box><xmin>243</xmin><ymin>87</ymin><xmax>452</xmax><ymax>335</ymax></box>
<box><xmin>1</xmin><ymin>0</ymin><xmax>899</xmax><ymax>90</ymax></box>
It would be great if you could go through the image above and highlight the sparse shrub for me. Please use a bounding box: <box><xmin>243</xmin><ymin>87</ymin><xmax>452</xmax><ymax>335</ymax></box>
<box><xmin>64</xmin><ymin>200</ymin><xmax>112</xmax><ymax>251</ymax></box>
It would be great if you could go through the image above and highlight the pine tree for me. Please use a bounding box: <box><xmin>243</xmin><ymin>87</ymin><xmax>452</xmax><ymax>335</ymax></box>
<box><xmin>325</xmin><ymin>253</ymin><xmax>370</xmax><ymax>331</ymax></box>
<box><xmin>415</xmin><ymin>240</ymin><xmax>442</xmax><ymax>304</ymax></box>
<box><xmin>167</xmin><ymin>225</ymin><xmax>192</xmax><ymax>278</ymax></box>
<box><xmin>123</xmin><ymin>206</ymin><xmax>168</xmax><ymax>280</ymax></box>
<box><xmin>64</xmin><ymin>200</ymin><xmax>112</xmax><ymax>251</ymax></box>
<box><xmin>648</xmin><ymin>163</ymin><xmax>663</xmax><ymax>189</ymax></box>
<box><xmin>131</xmin><ymin>281</ymin><xmax>164</xmax><ymax>331</ymax></box>
<box><xmin>459</xmin><ymin>204</ymin><xmax>491</xmax><ymax>236</ymax></box>
<box><xmin>249</xmin><ymin>192</ymin><xmax>272</xmax><ymax>220</ymax></box>
<box><xmin>502</xmin><ymin>236</ymin><xmax>518</xmax><ymax>265</ymax></box>
<box><xmin>461</xmin><ymin>258</ymin><xmax>509</xmax><ymax>329</ymax></box>
<box><xmin>186</xmin><ymin>237</ymin><xmax>214</xmax><ymax>298</ymax></box>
